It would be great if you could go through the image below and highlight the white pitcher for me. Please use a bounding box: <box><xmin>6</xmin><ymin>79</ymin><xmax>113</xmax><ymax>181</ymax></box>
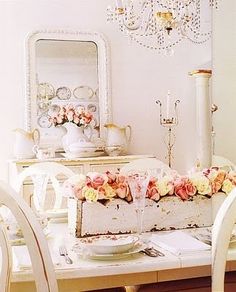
<box><xmin>13</xmin><ymin>128</ymin><xmax>40</xmax><ymax>159</ymax></box>
<box><xmin>104</xmin><ymin>123</ymin><xmax>131</xmax><ymax>154</ymax></box>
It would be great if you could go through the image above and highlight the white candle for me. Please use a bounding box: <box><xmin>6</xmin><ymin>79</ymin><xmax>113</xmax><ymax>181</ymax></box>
<box><xmin>166</xmin><ymin>91</ymin><xmax>171</xmax><ymax>119</ymax></box>
<box><xmin>116</xmin><ymin>0</ymin><xmax>123</xmax><ymax>8</ymax></box>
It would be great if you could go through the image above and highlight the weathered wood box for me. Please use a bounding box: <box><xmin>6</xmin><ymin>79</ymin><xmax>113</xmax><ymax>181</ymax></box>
<box><xmin>68</xmin><ymin>193</ymin><xmax>223</xmax><ymax>237</ymax></box>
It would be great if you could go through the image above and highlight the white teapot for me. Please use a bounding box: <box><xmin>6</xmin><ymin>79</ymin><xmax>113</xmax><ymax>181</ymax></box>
<box><xmin>13</xmin><ymin>128</ymin><xmax>40</xmax><ymax>159</ymax></box>
<box><xmin>104</xmin><ymin>123</ymin><xmax>131</xmax><ymax>154</ymax></box>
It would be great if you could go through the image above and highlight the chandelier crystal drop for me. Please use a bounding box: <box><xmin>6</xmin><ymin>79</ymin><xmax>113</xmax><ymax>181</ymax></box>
<box><xmin>107</xmin><ymin>0</ymin><xmax>219</xmax><ymax>54</ymax></box>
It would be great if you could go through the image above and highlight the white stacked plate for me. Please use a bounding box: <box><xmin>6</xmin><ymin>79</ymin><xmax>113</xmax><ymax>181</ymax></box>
<box><xmin>72</xmin><ymin>234</ymin><xmax>145</xmax><ymax>260</ymax></box>
<box><xmin>62</xmin><ymin>142</ymin><xmax>105</xmax><ymax>158</ymax></box>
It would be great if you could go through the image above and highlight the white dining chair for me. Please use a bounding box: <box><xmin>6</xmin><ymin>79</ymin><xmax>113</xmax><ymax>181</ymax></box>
<box><xmin>120</xmin><ymin>157</ymin><xmax>173</xmax><ymax>177</ymax></box>
<box><xmin>212</xmin><ymin>187</ymin><xmax>236</xmax><ymax>292</ymax></box>
<box><xmin>212</xmin><ymin>155</ymin><xmax>236</xmax><ymax>171</ymax></box>
<box><xmin>13</xmin><ymin>162</ymin><xmax>74</xmax><ymax>215</ymax></box>
<box><xmin>0</xmin><ymin>221</ymin><xmax>12</xmax><ymax>292</ymax></box>
<box><xmin>0</xmin><ymin>181</ymin><xmax>58</xmax><ymax>292</ymax></box>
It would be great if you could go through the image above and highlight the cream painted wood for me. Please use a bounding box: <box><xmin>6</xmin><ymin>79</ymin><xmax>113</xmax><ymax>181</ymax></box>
<box><xmin>0</xmin><ymin>223</ymin><xmax>12</xmax><ymax>292</ymax></box>
<box><xmin>8</xmin><ymin>155</ymin><xmax>154</xmax><ymax>207</ymax></box>
<box><xmin>0</xmin><ymin>182</ymin><xmax>58</xmax><ymax>292</ymax></box>
<box><xmin>212</xmin><ymin>188</ymin><xmax>236</xmax><ymax>292</ymax></box>
<box><xmin>69</xmin><ymin>196</ymin><xmax>212</xmax><ymax>237</ymax></box>
<box><xmin>13</xmin><ymin>162</ymin><xmax>74</xmax><ymax>212</ymax></box>
<box><xmin>120</xmin><ymin>158</ymin><xmax>173</xmax><ymax>177</ymax></box>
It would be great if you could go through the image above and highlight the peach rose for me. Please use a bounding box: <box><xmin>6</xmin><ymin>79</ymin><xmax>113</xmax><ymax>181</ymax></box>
<box><xmin>105</xmin><ymin>171</ymin><xmax>117</xmax><ymax>187</ymax></box>
<box><xmin>174</xmin><ymin>177</ymin><xmax>197</xmax><ymax>200</ymax></box>
<box><xmin>147</xmin><ymin>178</ymin><xmax>160</xmax><ymax>199</ymax></box>
<box><xmin>227</xmin><ymin>171</ymin><xmax>236</xmax><ymax>185</ymax></box>
<box><xmin>97</xmin><ymin>184</ymin><xmax>116</xmax><ymax>200</ymax></box>
<box><xmin>116</xmin><ymin>182</ymin><xmax>130</xmax><ymax>199</ymax></box>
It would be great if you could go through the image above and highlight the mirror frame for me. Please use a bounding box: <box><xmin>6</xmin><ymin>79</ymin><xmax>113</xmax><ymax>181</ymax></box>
<box><xmin>25</xmin><ymin>29</ymin><xmax>112</xmax><ymax>146</ymax></box>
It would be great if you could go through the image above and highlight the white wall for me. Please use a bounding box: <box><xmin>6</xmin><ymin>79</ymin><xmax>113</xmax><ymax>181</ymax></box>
<box><xmin>212</xmin><ymin>0</ymin><xmax>236</xmax><ymax>163</ymax></box>
<box><xmin>0</xmin><ymin>0</ymin><xmax>211</xmax><ymax>180</ymax></box>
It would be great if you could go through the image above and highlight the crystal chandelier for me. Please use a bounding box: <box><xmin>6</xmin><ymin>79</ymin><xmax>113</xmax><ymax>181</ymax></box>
<box><xmin>107</xmin><ymin>0</ymin><xmax>219</xmax><ymax>54</ymax></box>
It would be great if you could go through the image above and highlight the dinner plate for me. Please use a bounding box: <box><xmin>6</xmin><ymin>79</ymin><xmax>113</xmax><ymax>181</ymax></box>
<box><xmin>75</xmin><ymin>234</ymin><xmax>139</xmax><ymax>254</ymax></box>
<box><xmin>72</xmin><ymin>242</ymin><xmax>146</xmax><ymax>260</ymax></box>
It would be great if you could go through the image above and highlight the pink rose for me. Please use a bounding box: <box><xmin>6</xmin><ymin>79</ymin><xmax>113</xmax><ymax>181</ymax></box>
<box><xmin>86</xmin><ymin>173</ymin><xmax>107</xmax><ymax>189</ymax></box>
<box><xmin>63</xmin><ymin>182</ymin><xmax>84</xmax><ymax>200</ymax></box>
<box><xmin>174</xmin><ymin>178</ymin><xmax>196</xmax><ymax>200</ymax></box>
<box><xmin>106</xmin><ymin>171</ymin><xmax>117</xmax><ymax>186</ymax></box>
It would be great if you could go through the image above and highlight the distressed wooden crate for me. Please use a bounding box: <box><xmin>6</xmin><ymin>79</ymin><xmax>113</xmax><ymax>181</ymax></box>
<box><xmin>68</xmin><ymin>194</ymin><xmax>215</xmax><ymax>237</ymax></box>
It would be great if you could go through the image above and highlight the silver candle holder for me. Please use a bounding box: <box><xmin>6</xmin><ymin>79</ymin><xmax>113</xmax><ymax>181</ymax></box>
<box><xmin>156</xmin><ymin>93</ymin><xmax>180</xmax><ymax>168</ymax></box>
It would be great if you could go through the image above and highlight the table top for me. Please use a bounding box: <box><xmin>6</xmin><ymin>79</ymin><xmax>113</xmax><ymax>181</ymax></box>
<box><xmin>10</xmin><ymin>223</ymin><xmax>214</xmax><ymax>283</ymax></box>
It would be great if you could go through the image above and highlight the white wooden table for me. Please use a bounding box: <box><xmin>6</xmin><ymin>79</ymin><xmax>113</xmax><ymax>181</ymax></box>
<box><xmin>8</xmin><ymin>223</ymin><xmax>236</xmax><ymax>292</ymax></box>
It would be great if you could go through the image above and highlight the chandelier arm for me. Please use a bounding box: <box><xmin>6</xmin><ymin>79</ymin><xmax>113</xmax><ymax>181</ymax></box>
<box><xmin>108</xmin><ymin>0</ymin><xmax>218</xmax><ymax>53</ymax></box>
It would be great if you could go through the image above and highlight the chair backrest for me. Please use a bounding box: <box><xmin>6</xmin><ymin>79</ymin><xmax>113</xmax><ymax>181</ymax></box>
<box><xmin>212</xmin><ymin>187</ymin><xmax>236</xmax><ymax>291</ymax></box>
<box><xmin>120</xmin><ymin>158</ymin><xmax>173</xmax><ymax>177</ymax></box>
<box><xmin>14</xmin><ymin>162</ymin><xmax>74</xmax><ymax>212</ymax></box>
<box><xmin>0</xmin><ymin>222</ymin><xmax>12</xmax><ymax>292</ymax></box>
<box><xmin>0</xmin><ymin>181</ymin><xmax>58</xmax><ymax>292</ymax></box>
<box><xmin>212</xmin><ymin>155</ymin><xmax>236</xmax><ymax>171</ymax></box>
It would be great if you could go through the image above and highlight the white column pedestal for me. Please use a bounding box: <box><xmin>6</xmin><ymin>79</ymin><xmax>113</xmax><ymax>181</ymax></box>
<box><xmin>191</xmin><ymin>70</ymin><xmax>212</xmax><ymax>169</ymax></box>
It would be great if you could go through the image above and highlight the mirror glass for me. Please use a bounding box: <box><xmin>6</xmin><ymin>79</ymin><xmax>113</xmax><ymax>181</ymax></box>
<box><xmin>26</xmin><ymin>31</ymin><xmax>111</xmax><ymax>150</ymax></box>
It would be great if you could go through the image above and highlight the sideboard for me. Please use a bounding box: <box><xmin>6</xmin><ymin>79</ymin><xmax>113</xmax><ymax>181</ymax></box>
<box><xmin>8</xmin><ymin>154</ymin><xmax>154</xmax><ymax>206</ymax></box>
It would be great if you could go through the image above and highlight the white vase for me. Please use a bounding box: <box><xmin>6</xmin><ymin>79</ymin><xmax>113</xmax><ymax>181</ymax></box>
<box><xmin>61</xmin><ymin>122</ymin><xmax>89</xmax><ymax>152</ymax></box>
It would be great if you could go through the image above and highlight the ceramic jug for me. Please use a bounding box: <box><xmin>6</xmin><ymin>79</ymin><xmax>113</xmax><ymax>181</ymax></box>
<box><xmin>104</xmin><ymin>123</ymin><xmax>131</xmax><ymax>154</ymax></box>
<box><xmin>13</xmin><ymin>128</ymin><xmax>40</xmax><ymax>159</ymax></box>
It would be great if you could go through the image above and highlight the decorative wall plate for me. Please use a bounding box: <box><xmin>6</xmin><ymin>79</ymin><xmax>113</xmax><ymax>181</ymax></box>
<box><xmin>37</xmin><ymin>82</ymin><xmax>55</xmax><ymax>100</ymax></box>
<box><xmin>37</xmin><ymin>100</ymin><xmax>50</xmax><ymax>112</ymax></box>
<box><xmin>73</xmin><ymin>85</ymin><xmax>94</xmax><ymax>99</ymax></box>
<box><xmin>56</xmin><ymin>86</ymin><xmax>71</xmax><ymax>100</ymax></box>
<box><xmin>37</xmin><ymin>114</ymin><xmax>52</xmax><ymax>128</ymax></box>
<box><xmin>87</xmin><ymin>103</ymin><xmax>97</xmax><ymax>112</ymax></box>
<box><xmin>49</xmin><ymin>104</ymin><xmax>61</xmax><ymax>114</ymax></box>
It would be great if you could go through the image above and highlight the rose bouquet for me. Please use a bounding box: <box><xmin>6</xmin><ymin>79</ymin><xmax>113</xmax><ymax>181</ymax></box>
<box><xmin>49</xmin><ymin>104</ymin><xmax>93</xmax><ymax>127</ymax></box>
<box><xmin>63</xmin><ymin>168</ymin><xmax>236</xmax><ymax>204</ymax></box>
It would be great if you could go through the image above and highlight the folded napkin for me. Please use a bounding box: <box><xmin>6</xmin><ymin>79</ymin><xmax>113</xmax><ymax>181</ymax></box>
<box><xmin>12</xmin><ymin>245</ymin><xmax>60</xmax><ymax>271</ymax></box>
<box><xmin>151</xmin><ymin>230</ymin><xmax>211</xmax><ymax>256</ymax></box>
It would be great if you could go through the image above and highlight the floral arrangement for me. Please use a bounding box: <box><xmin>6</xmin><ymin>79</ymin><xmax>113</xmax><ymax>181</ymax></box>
<box><xmin>49</xmin><ymin>104</ymin><xmax>93</xmax><ymax>127</ymax></box>
<box><xmin>63</xmin><ymin>167</ymin><xmax>236</xmax><ymax>203</ymax></box>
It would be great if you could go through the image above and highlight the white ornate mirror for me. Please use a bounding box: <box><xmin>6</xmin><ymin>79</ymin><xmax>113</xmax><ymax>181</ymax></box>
<box><xmin>26</xmin><ymin>30</ymin><xmax>111</xmax><ymax>150</ymax></box>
